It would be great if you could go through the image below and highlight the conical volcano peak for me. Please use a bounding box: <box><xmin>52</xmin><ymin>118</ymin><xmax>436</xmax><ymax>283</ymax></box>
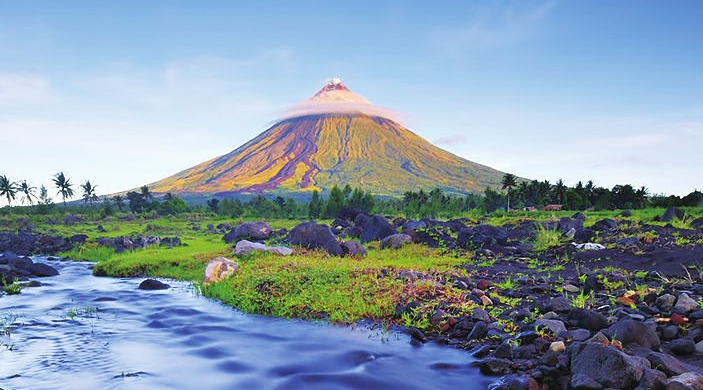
<box><xmin>143</xmin><ymin>78</ymin><xmax>507</xmax><ymax>197</ymax></box>
<box><xmin>316</xmin><ymin>77</ymin><xmax>350</xmax><ymax>93</ymax></box>
<box><xmin>281</xmin><ymin>78</ymin><xmax>405</xmax><ymax>120</ymax></box>
<box><xmin>308</xmin><ymin>78</ymin><xmax>368</xmax><ymax>104</ymax></box>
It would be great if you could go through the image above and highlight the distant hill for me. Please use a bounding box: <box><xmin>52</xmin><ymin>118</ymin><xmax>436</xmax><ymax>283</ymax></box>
<box><xmin>145</xmin><ymin>79</ymin><xmax>506</xmax><ymax>197</ymax></box>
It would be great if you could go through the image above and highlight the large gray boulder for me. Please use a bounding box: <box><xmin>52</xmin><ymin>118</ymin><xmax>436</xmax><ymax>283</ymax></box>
<box><xmin>233</xmin><ymin>240</ymin><xmax>293</xmax><ymax>256</ymax></box>
<box><xmin>569</xmin><ymin>342</ymin><xmax>651</xmax><ymax>389</ymax></box>
<box><xmin>355</xmin><ymin>214</ymin><xmax>396</xmax><ymax>243</ymax></box>
<box><xmin>223</xmin><ymin>221</ymin><xmax>272</xmax><ymax>243</ymax></box>
<box><xmin>380</xmin><ymin>234</ymin><xmax>413</xmax><ymax>249</ymax></box>
<box><xmin>289</xmin><ymin>222</ymin><xmax>343</xmax><ymax>255</ymax></box>
<box><xmin>603</xmin><ymin>319</ymin><xmax>660</xmax><ymax>350</ymax></box>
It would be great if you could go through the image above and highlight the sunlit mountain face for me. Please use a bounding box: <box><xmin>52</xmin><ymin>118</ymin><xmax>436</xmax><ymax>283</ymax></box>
<box><xmin>145</xmin><ymin>79</ymin><xmax>505</xmax><ymax>197</ymax></box>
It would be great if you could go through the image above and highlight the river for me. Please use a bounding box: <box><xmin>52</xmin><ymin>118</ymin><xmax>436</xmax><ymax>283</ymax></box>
<box><xmin>0</xmin><ymin>258</ymin><xmax>490</xmax><ymax>390</ymax></box>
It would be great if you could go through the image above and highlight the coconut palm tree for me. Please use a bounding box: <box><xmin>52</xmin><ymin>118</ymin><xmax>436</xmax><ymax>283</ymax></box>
<box><xmin>53</xmin><ymin>172</ymin><xmax>74</xmax><ymax>209</ymax></box>
<box><xmin>501</xmin><ymin>173</ymin><xmax>518</xmax><ymax>212</ymax></box>
<box><xmin>552</xmin><ymin>179</ymin><xmax>567</xmax><ymax>205</ymax></box>
<box><xmin>18</xmin><ymin>180</ymin><xmax>37</xmax><ymax>205</ymax></box>
<box><xmin>0</xmin><ymin>175</ymin><xmax>18</xmax><ymax>209</ymax></box>
<box><xmin>81</xmin><ymin>180</ymin><xmax>99</xmax><ymax>208</ymax></box>
<box><xmin>140</xmin><ymin>185</ymin><xmax>153</xmax><ymax>201</ymax></box>
<box><xmin>112</xmin><ymin>195</ymin><xmax>125</xmax><ymax>211</ymax></box>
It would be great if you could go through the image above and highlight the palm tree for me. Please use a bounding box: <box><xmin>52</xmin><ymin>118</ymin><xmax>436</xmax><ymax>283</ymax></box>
<box><xmin>81</xmin><ymin>180</ymin><xmax>99</xmax><ymax>208</ymax></box>
<box><xmin>53</xmin><ymin>172</ymin><xmax>74</xmax><ymax>209</ymax></box>
<box><xmin>140</xmin><ymin>185</ymin><xmax>153</xmax><ymax>201</ymax></box>
<box><xmin>501</xmin><ymin>173</ymin><xmax>518</xmax><ymax>212</ymax></box>
<box><xmin>0</xmin><ymin>175</ymin><xmax>18</xmax><ymax>209</ymax></box>
<box><xmin>18</xmin><ymin>180</ymin><xmax>37</xmax><ymax>205</ymax></box>
<box><xmin>552</xmin><ymin>179</ymin><xmax>567</xmax><ymax>205</ymax></box>
<box><xmin>112</xmin><ymin>195</ymin><xmax>125</xmax><ymax>211</ymax></box>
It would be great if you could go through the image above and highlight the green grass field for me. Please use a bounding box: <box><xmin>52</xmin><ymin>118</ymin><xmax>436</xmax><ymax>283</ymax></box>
<box><xmin>2</xmin><ymin>207</ymin><xmax>701</xmax><ymax>332</ymax></box>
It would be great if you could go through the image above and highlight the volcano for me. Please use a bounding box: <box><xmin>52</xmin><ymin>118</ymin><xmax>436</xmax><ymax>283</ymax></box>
<box><xmin>146</xmin><ymin>79</ymin><xmax>506</xmax><ymax>196</ymax></box>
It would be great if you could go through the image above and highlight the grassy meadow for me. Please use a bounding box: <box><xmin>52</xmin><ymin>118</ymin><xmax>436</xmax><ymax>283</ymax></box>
<box><xmin>2</xmin><ymin>207</ymin><xmax>702</xmax><ymax>333</ymax></box>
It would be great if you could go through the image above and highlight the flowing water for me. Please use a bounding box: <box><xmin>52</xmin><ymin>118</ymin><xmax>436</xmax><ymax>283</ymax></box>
<box><xmin>0</xmin><ymin>258</ymin><xmax>489</xmax><ymax>390</ymax></box>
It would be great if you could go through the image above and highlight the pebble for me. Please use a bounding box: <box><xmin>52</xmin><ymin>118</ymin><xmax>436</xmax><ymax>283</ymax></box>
<box><xmin>480</xmin><ymin>295</ymin><xmax>493</xmax><ymax>306</ymax></box>
<box><xmin>669</xmin><ymin>338</ymin><xmax>696</xmax><ymax>356</ymax></box>
<box><xmin>562</xmin><ymin>284</ymin><xmax>579</xmax><ymax>293</ymax></box>
<box><xmin>655</xmin><ymin>293</ymin><xmax>676</xmax><ymax>312</ymax></box>
<box><xmin>550</xmin><ymin>341</ymin><xmax>565</xmax><ymax>353</ymax></box>
<box><xmin>674</xmin><ymin>293</ymin><xmax>699</xmax><ymax>314</ymax></box>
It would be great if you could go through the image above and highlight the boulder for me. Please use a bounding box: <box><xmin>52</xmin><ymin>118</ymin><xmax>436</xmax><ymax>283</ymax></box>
<box><xmin>223</xmin><ymin>221</ymin><xmax>272</xmax><ymax>243</ymax></box>
<box><xmin>341</xmin><ymin>241</ymin><xmax>367</xmax><ymax>257</ymax></box>
<box><xmin>289</xmin><ymin>222</ymin><xmax>343</xmax><ymax>255</ymax></box>
<box><xmin>203</xmin><ymin>257</ymin><xmax>238</xmax><ymax>284</ymax></box>
<box><xmin>356</xmin><ymin>215</ymin><xmax>396</xmax><ymax>243</ymax></box>
<box><xmin>70</xmin><ymin>234</ymin><xmax>88</xmax><ymax>244</ymax></box>
<box><xmin>646</xmin><ymin>352</ymin><xmax>688</xmax><ymax>376</ymax></box>
<box><xmin>669</xmin><ymin>338</ymin><xmax>696</xmax><ymax>356</ymax></box>
<box><xmin>568</xmin><ymin>308</ymin><xmax>608</xmax><ymax>331</ymax></box>
<box><xmin>660</xmin><ymin>207</ymin><xmax>684</xmax><ymax>222</ymax></box>
<box><xmin>557</xmin><ymin>217</ymin><xmax>583</xmax><ymax>234</ymax></box>
<box><xmin>592</xmin><ymin>218</ymin><xmax>618</xmax><ymax>231</ymax></box>
<box><xmin>673</xmin><ymin>293</ymin><xmax>698</xmax><ymax>314</ymax></box>
<box><xmin>138</xmin><ymin>278</ymin><xmax>170</xmax><ymax>290</ymax></box>
<box><xmin>534</xmin><ymin>318</ymin><xmax>567</xmax><ymax>337</ymax></box>
<box><xmin>656</xmin><ymin>294</ymin><xmax>677</xmax><ymax>312</ymax></box>
<box><xmin>457</xmin><ymin>225</ymin><xmax>509</xmax><ymax>249</ymax></box>
<box><xmin>160</xmin><ymin>237</ymin><xmax>181</xmax><ymax>248</ymax></box>
<box><xmin>636</xmin><ymin>368</ymin><xmax>667</xmax><ymax>390</ymax></box>
<box><xmin>603</xmin><ymin>319</ymin><xmax>660</xmax><ymax>350</ymax></box>
<box><xmin>27</xmin><ymin>262</ymin><xmax>59</xmax><ymax>277</ymax></box>
<box><xmin>63</xmin><ymin>215</ymin><xmax>82</xmax><ymax>225</ymax></box>
<box><xmin>233</xmin><ymin>240</ymin><xmax>293</xmax><ymax>256</ymax></box>
<box><xmin>574</xmin><ymin>228</ymin><xmax>596</xmax><ymax>242</ymax></box>
<box><xmin>667</xmin><ymin>372</ymin><xmax>703</xmax><ymax>390</ymax></box>
<box><xmin>569</xmin><ymin>342</ymin><xmax>651</xmax><ymax>389</ymax></box>
<box><xmin>380</xmin><ymin>234</ymin><xmax>413</xmax><ymax>249</ymax></box>
<box><xmin>403</xmin><ymin>220</ymin><xmax>427</xmax><ymax>230</ymax></box>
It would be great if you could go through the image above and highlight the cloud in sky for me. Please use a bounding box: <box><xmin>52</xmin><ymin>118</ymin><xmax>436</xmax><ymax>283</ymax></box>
<box><xmin>432</xmin><ymin>0</ymin><xmax>558</xmax><ymax>54</ymax></box>
<box><xmin>434</xmin><ymin>135</ymin><xmax>467</xmax><ymax>145</ymax></box>
<box><xmin>0</xmin><ymin>74</ymin><xmax>51</xmax><ymax>105</ymax></box>
<box><xmin>0</xmin><ymin>51</ymin><xmax>298</xmax><ymax>199</ymax></box>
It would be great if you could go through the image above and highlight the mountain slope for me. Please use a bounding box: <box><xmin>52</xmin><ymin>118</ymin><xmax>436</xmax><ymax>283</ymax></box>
<box><xmin>144</xmin><ymin>79</ymin><xmax>506</xmax><ymax>196</ymax></box>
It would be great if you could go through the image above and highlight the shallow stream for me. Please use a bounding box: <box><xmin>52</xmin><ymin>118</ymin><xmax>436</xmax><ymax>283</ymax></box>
<box><xmin>0</xmin><ymin>258</ymin><xmax>489</xmax><ymax>390</ymax></box>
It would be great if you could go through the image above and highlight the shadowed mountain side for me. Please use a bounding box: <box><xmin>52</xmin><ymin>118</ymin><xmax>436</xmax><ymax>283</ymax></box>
<box><xmin>146</xmin><ymin>113</ymin><xmax>505</xmax><ymax>196</ymax></box>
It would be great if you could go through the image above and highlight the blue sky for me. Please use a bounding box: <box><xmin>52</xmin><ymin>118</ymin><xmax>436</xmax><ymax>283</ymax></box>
<box><xmin>1</xmin><ymin>0</ymin><xmax>702</xmax><ymax>204</ymax></box>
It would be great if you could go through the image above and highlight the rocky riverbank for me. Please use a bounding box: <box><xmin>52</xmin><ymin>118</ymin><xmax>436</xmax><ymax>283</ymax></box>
<box><xmin>211</xmin><ymin>208</ymin><xmax>703</xmax><ymax>390</ymax></box>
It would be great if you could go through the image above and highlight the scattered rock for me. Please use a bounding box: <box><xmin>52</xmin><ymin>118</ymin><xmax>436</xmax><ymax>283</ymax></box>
<box><xmin>223</xmin><ymin>221</ymin><xmax>272</xmax><ymax>243</ymax></box>
<box><xmin>468</xmin><ymin>320</ymin><xmax>489</xmax><ymax>340</ymax></box>
<box><xmin>27</xmin><ymin>262</ymin><xmax>59</xmax><ymax>277</ymax></box>
<box><xmin>656</xmin><ymin>294</ymin><xmax>677</xmax><ymax>312</ymax></box>
<box><xmin>550</xmin><ymin>341</ymin><xmax>565</xmax><ymax>353</ymax></box>
<box><xmin>669</xmin><ymin>338</ymin><xmax>696</xmax><ymax>356</ymax></box>
<box><xmin>233</xmin><ymin>240</ymin><xmax>293</xmax><ymax>256</ymax></box>
<box><xmin>138</xmin><ymin>278</ymin><xmax>170</xmax><ymax>290</ymax></box>
<box><xmin>356</xmin><ymin>214</ymin><xmax>396</xmax><ymax>243</ymax></box>
<box><xmin>289</xmin><ymin>222</ymin><xmax>343</xmax><ymax>255</ymax></box>
<box><xmin>660</xmin><ymin>207</ymin><xmax>684</xmax><ymax>222</ymax></box>
<box><xmin>673</xmin><ymin>293</ymin><xmax>698</xmax><ymax>314</ymax></box>
<box><xmin>603</xmin><ymin>319</ymin><xmax>660</xmax><ymax>350</ymax></box>
<box><xmin>667</xmin><ymin>372</ymin><xmax>703</xmax><ymax>390</ymax></box>
<box><xmin>534</xmin><ymin>319</ymin><xmax>567</xmax><ymax>337</ymax></box>
<box><xmin>380</xmin><ymin>234</ymin><xmax>413</xmax><ymax>249</ymax></box>
<box><xmin>647</xmin><ymin>352</ymin><xmax>688</xmax><ymax>376</ymax></box>
<box><xmin>341</xmin><ymin>241</ymin><xmax>367</xmax><ymax>256</ymax></box>
<box><xmin>202</xmin><ymin>257</ymin><xmax>238</xmax><ymax>284</ymax></box>
<box><xmin>569</xmin><ymin>342</ymin><xmax>650</xmax><ymax>389</ymax></box>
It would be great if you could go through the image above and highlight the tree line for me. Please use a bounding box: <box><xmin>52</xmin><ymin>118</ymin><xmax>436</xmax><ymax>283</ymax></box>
<box><xmin>1</xmin><ymin>172</ymin><xmax>700</xmax><ymax>220</ymax></box>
